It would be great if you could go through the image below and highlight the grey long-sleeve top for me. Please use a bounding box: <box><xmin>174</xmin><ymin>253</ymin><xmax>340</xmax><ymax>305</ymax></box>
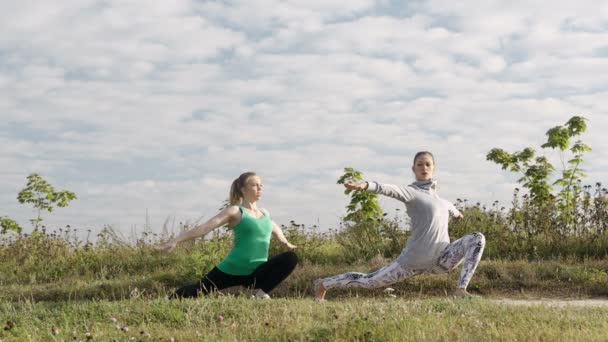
<box><xmin>366</xmin><ymin>179</ymin><xmax>461</xmax><ymax>270</ymax></box>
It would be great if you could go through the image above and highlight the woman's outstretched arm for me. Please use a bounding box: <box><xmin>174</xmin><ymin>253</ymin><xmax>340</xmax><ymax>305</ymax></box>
<box><xmin>446</xmin><ymin>200</ymin><xmax>464</xmax><ymax>219</ymax></box>
<box><xmin>156</xmin><ymin>206</ymin><xmax>240</xmax><ymax>252</ymax></box>
<box><xmin>271</xmin><ymin>220</ymin><xmax>297</xmax><ymax>250</ymax></box>
<box><xmin>344</xmin><ymin>181</ymin><xmax>414</xmax><ymax>203</ymax></box>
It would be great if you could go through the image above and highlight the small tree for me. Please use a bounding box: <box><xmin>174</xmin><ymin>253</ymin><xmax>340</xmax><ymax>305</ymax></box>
<box><xmin>337</xmin><ymin>167</ymin><xmax>383</xmax><ymax>223</ymax></box>
<box><xmin>541</xmin><ymin>116</ymin><xmax>591</xmax><ymax>227</ymax></box>
<box><xmin>336</xmin><ymin>168</ymin><xmax>407</xmax><ymax>259</ymax></box>
<box><xmin>1</xmin><ymin>216</ymin><xmax>22</xmax><ymax>234</ymax></box>
<box><xmin>486</xmin><ymin>115</ymin><xmax>591</xmax><ymax>232</ymax></box>
<box><xmin>486</xmin><ymin>148</ymin><xmax>555</xmax><ymax>206</ymax></box>
<box><xmin>17</xmin><ymin>173</ymin><xmax>77</xmax><ymax>229</ymax></box>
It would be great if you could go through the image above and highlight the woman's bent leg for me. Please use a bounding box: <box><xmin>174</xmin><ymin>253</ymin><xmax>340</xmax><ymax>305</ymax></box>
<box><xmin>250</xmin><ymin>251</ymin><xmax>299</xmax><ymax>293</ymax></box>
<box><xmin>436</xmin><ymin>232</ymin><xmax>485</xmax><ymax>289</ymax></box>
<box><xmin>321</xmin><ymin>260</ymin><xmax>419</xmax><ymax>290</ymax></box>
<box><xmin>172</xmin><ymin>267</ymin><xmax>249</xmax><ymax>298</ymax></box>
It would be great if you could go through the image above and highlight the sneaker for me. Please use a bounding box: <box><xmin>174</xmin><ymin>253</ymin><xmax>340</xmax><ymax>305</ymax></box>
<box><xmin>167</xmin><ymin>290</ymin><xmax>180</xmax><ymax>300</ymax></box>
<box><xmin>452</xmin><ymin>288</ymin><xmax>477</xmax><ymax>299</ymax></box>
<box><xmin>253</xmin><ymin>289</ymin><xmax>271</xmax><ymax>299</ymax></box>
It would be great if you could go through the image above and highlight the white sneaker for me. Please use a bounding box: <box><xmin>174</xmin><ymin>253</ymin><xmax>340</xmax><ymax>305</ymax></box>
<box><xmin>253</xmin><ymin>289</ymin><xmax>271</xmax><ymax>299</ymax></box>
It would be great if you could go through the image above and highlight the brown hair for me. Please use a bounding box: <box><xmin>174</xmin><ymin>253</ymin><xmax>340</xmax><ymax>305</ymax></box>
<box><xmin>229</xmin><ymin>172</ymin><xmax>257</xmax><ymax>206</ymax></box>
<box><xmin>413</xmin><ymin>151</ymin><xmax>435</xmax><ymax>166</ymax></box>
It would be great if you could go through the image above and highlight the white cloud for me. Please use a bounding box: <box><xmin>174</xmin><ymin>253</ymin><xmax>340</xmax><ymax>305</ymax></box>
<box><xmin>1</xmin><ymin>0</ymin><xmax>607</xmax><ymax>238</ymax></box>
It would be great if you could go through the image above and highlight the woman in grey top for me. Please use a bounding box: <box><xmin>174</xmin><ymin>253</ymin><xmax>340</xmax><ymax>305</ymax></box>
<box><xmin>314</xmin><ymin>151</ymin><xmax>485</xmax><ymax>301</ymax></box>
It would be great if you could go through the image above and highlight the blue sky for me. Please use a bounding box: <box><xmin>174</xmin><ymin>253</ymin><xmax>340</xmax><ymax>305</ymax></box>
<box><xmin>1</xmin><ymin>0</ymin><xmax>607</xmax><ymax>238</ymax></box>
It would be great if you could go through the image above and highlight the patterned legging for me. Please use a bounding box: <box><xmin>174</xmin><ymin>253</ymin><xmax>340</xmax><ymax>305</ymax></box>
<box><xmin>321</xmin><ymin>232</ymin><xmax>485</xmax><ymax>290</ymax></box>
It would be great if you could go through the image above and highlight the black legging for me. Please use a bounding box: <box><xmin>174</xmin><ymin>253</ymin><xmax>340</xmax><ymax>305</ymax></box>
<box><xmin>173</xmin><ymin>251</ymin><xmax>299</xmax><ymax>298</ymax></box>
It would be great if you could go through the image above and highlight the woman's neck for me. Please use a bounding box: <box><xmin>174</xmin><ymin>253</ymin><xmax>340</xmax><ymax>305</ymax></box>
<box><xmin>241</xmin><ymin>200</ymin><xmax>258</xmax><ymax>210</ymax></box>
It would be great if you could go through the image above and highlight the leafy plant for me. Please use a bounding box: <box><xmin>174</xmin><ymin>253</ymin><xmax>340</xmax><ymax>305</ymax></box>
<box><xmin>17</xmin><ymin>173</ymin><xmax>77</xmax><ymax>228</ymax></box>
<box><xmin>335</xmin><ymin>168</ymin><xmax>406</xmax><ymax>259</ymax></box>
<box><xmin>540</xmin><ymin>116</ymin><xmax>591</xmax><ymax>229</ymax></box>
<box><xmin>486</xmin><ymin>116</ymin><xmax>591</xmax><ymax>231</ymax></box>
<box><xmin>336</xmin><ymin>167</ymin><xmax>383</xmax><ymax>223</ymax></box>
<box><xmin>1</xmin><ymin>216</ymin><xmax>22</xmax><ymax>234</ymax></box>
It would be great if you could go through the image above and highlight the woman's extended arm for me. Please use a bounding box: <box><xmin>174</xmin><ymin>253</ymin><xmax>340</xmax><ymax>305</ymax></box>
<box><xmin>271</xmin><ymin>220</ymin><xmax>297</xmax><ymax>250</ymax></box>
<box><xmin>344</xmin><ymin>181</ymin><xmax>414</xmax><ymax>203</ymax></box>
<box><xmin>156</xmin><ymin>206</ymin><xmax>240</xmax><ymax>252</ymax></box>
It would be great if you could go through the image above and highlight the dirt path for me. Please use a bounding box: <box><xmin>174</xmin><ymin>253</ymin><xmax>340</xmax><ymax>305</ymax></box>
<box><xmin>491</xmin><ymin>299</ymin><xmax>608</xmax><ymax>307</ymax></box>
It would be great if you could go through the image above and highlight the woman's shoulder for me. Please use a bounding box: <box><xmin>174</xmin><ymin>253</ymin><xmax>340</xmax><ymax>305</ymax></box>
<box><xmin>224</xmin><ymin>205</ymin><xmax>243</xmax><ymax>216</ymax></box>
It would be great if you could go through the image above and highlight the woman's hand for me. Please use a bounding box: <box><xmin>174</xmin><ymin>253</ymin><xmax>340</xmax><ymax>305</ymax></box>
<box><xmin>155</xmin><ymin>240</ymin><xmax>178</xmax><ymax>253</ymax></box>
<box><xmin>344</xmin><ymin>182</ymin><xmax>368</xmax><ymax>191</ymax></box>
<box><xmin>271</xmin><ymin>220</ymin><xmax>297</xmax><ymax>250</ymax></box>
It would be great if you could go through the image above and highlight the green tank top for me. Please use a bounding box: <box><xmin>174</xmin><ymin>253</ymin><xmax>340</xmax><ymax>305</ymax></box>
<box><xmin>216</xmin><ymin>207</ymin><xmax>273</xmax><ymax>275</ymax></box>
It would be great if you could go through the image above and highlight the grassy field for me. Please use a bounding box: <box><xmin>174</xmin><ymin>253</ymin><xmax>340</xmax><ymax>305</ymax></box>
<box><xmin>2</xmin><ymin>296</ymin><xmax>608</xmax><ymax>341</ymax></box>
<box><xmin>3</xmin><ymin>258</ymin><xmax>608</xmax><ymax>302</ymax></box>
<box><xmin>2</xmin><ymin>229</ymin><xmax>608</xmax><ymax>341</ymax></box>
<box><xmin>2</xmin><ymin>258</ymin><xmax>608</xmax><ymax>341</ymax></box>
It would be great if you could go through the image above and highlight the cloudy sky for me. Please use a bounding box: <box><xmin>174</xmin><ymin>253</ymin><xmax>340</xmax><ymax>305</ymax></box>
<box><xmin>2</xmin><ymin>0</ymin><xmax>607</xmax><ymax>239</ymax></box>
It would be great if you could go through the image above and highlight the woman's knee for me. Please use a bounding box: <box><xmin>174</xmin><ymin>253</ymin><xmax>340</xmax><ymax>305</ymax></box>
<box><xmin>472</xmin><ymin>232</ymin><xmax>485</xmax><ymax>246</ymax></box>
<box><xmin>282</xmin><ymin>250</ymin><xmax>299</xmax><ymax>267</ymax></box>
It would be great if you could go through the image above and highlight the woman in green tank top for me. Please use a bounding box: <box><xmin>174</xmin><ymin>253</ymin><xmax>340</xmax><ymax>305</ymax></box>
<box><xmin>157</xmin><ymin>172</ymin><xmax>298</xmax><ymax>299</ymax></box>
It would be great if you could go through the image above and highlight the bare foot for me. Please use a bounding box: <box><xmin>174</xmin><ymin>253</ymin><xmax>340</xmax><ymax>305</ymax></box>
<box><xmin>453</xmin><ymin>288</ymin><xmax>475</xmax><ymax>298</ymax></box>
<box><xmin>313</xmin><ymin>279</ymin><xmax>326</xmax><ymax>301</ymax></box>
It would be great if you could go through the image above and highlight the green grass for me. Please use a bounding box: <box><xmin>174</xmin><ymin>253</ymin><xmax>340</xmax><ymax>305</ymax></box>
<box><xmin>2</xmin><ymin>258</ymin><xmax>608</xmax><ymax>340</ymax></box>
<box><xmin>3</xmin><ymin>233</ymin><xmax>608</xmax><ymax>340</ymax></box>
<box><xmin>3</xmin><ymin>259</ymin><xmax>608</xmax><ymax>302</ymax></box>
<box><xmin>2</xmin><ymin>297</ymin><xmax>608</xmax><ymax>341</ymax></box>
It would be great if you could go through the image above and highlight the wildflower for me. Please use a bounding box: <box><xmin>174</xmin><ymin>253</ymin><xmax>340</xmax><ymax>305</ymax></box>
<box><xmin>218</xmin><ymin>315</ymin><xmax>224</xmax><ymax>322</ymax></box>
<box><xmin>52</xmin><ymin>327</ymin><xmax>60</xmax><ymax>335</ymax></box>
<box><xmin>110</xmin><ymin>317</ymin><xmax>117</xmax><ymax>323</ymax></box>
<box><xmin>122</xmin><ymin>326</ymin><xmax>129</xmax><ymax>332</ymax></box>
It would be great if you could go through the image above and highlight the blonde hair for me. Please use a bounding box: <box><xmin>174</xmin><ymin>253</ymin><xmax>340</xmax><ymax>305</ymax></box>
<box><xmin>229</xmin><ymin>172</ymin><xmax>257</xmax><ymax>206</ymax></box>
